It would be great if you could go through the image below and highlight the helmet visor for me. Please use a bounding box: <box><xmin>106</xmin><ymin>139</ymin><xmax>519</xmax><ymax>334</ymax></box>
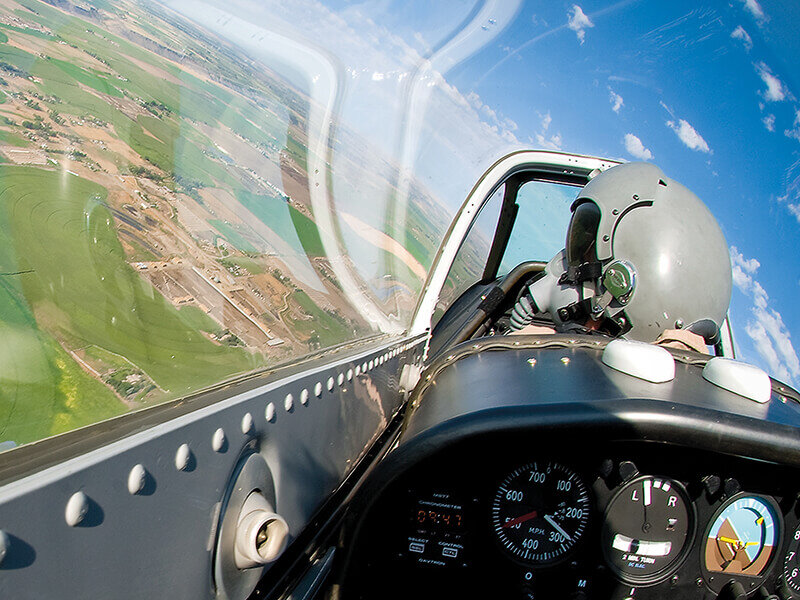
<box><xmin>566</xmin><ymin>201</ymin><xmax>601</xmax><ymax>266</ymax></box>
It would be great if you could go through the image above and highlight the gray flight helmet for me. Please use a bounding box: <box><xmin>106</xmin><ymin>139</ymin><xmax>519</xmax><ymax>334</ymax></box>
<box><xmin>568</xmin><ymin>162</ymin><xmax>732</xmax><ymax>343</ymax></box>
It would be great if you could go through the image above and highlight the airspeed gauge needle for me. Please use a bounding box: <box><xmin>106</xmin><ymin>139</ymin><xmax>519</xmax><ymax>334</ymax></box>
<box><xmin>503</xmin><ymin>510</ymin><xmax>538</xmax><ymax>529</ymax></box>
<box><xmin>544</xmin><ymin>514</ymin><xmax>573</xmax><ymax>541</ymax></box>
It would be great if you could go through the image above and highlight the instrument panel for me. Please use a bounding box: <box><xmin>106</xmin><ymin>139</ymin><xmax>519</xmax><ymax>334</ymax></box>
<box><xmin>344</xmin><ymin>438</ymin><xmax>800</xmax><ymax>600</ymax></box>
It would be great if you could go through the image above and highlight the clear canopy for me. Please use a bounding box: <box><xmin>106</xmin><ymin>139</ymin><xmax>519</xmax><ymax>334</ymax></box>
<box><xmin>0</xmin><ymin>0</ymin><xmax>797</xmax><ymax>448</ymax></box>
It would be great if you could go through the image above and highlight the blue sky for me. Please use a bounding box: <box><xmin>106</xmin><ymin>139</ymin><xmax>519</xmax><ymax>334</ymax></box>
<box><xmin>399</xmin><ymin>0</ymin><xmax>800</xmax><ymax>386</ymax></box>
<box><xmin>487</xmin><ymin>1</ymin><xmax>800</xmax><ymax>387</ymax></box>
<box><xmin>224</xmin><ymin>0</ymin><xmax>800</xmax><ymax>387</ymax></box>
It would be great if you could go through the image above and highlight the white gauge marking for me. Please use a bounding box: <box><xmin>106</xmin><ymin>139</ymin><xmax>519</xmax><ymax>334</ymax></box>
<box><xmin>612</xmin><ymin>534</ymin><xmax>672</xmax><ymax>557</ymax></box>
<box><xmin>644</xmin><ymin>479</ymin><xmax>652</xmax><ymax>506</ymax></box>
<box><xmin>544</xmin><ymin>514</ymin><xmax>573</xmax><ymax>542</ymax></box>
<box><xmin>662</xmin><ymin>482</ymin><xmax>671</xmax><ymax>492</ymax></box>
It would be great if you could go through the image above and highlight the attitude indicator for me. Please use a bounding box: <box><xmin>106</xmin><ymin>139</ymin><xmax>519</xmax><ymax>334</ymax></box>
<box><xmin>704</xmin><ymin>495</ymin><xmax>779</xmax><ymax>577</ymax></box>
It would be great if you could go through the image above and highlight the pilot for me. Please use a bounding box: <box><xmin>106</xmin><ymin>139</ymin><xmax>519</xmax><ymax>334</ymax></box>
<box><xmin>509</xmin><ymin>162</ymin><xmax>732</xmax><ymax>355</ymax></box>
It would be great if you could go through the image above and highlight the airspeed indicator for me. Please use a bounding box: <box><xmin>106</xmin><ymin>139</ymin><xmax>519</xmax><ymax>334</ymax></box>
<box><xmin>491</xmin><ymin>461</ymin><xmax>590</xmax><ymax>566</ymax></box>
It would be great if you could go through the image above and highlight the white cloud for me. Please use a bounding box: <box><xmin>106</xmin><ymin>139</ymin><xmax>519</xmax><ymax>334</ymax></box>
<box><xmin>777</xmin><ymin>157</ymin><xmax>800</xmax><ymax>224</ymax></box>
<box><xmin>730</xmin><ymin>25</ymin><xmax>753</xmax><ymax>51</ymax></box>
<box><xmin>732</xmin><ymin>264</ymin><xmax>752</xmax><ymax>292</ymax></box>
<box><xmin>666</xmin><ymin>118</ymin><xmax>711</xmax><ymax>153</ymax></box>
<box><xmin>785</xmin><ymin>109</ymin><xmax>800</xmax><ymax>141</ymax></box>
<box><xmin>755</xmin><ymin>62</ymin><xmax>788</xmax><ymax>102</ymax></box>
<box><xmin>567</xmin><ymin>5</ymin><xmax>594</xmax><ymax>45</ymax></box>
<box><xmin>536</xmin><ymin>132</ymin><xmax>562</xmax><ymax>150</ymax></box>
<box><xmin>763</xmin><ymin>113</ymin><xmax>775</xmax><ymax>132</ymax></box>
<box><xmin>746</xmin><ymin>307</ymin><xmax>800</xmax><ymax>384</ymax></box>
<box><xmin>531</xmin><ymin>14</ymin><xmax>548</xmax><ymax>27</ymax></box>
<box><xmin>739</xmin><ymin>0</ymin><xmax>767</xmax><ymax>23</ymax></box>
<box><xmin>731</xmin><ymin>247</ymin><xmax>800</xmax><ymax>385</ymax></box>
<box><xmin>623</xmin><ymin>133</ymin><xmax>653</xmax><ymax>160</ymax></box>
<box><xmin>500</xmin><ymin>129</ymin><xmax>518</xmax><ymax>143</ymax></box>
<box><xmin>746</xmin><ymin>321</ymin><xmax>787</xmax><ymax>379</ymax></box>
<box><xmin>412</xmin><ymin>31</ymin><xmax>429</xmax><ymax>54</ymax></box>
<box><xmin>463</xmin><ymin>90</ymin><xmax>520</xmax><ymax>145</ymax></box>
<box><xmin>731</xmin><ymin>246</ymin><xmax>760</xmax><ymax>278</ymax></box>
<box><xmin>609</xmin><ymin>89</ymin><xmax>624</xmax><ymax>113</ymax></box>
<box><xmin>535</xmin><ymin>111</ymin><xmax>562</xmax><ymax>150</ymax></box>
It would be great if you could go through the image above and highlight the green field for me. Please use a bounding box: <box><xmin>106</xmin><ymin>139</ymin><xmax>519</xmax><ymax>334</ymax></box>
<box><xmin>0</xmin><ymin>128</ymin><xmax>27</xmax><ymax>147</ymax></box>
<box><xmin>0</xmin><ymin>8</ymin><xmax>261</xmax><ymax>194</ymax></box>
<box><xmin>235</xmin><ymin>189</ymin><xmax>325</xmax><ymax>257</ymax></box>
<box><xmin>0</xmin><ymin>166</ymin><xmax>259</xmax><ymax>442</ymax></box>
<box><xmin>0</xmin><ymin>23</ymin><xmax>50</xmax><ymax>41</ymax></box>
<box><xmin>50</xmin><ymin>56</ymin><xmax>123</xmax><ymax>98</ymax></box>
<box><xmin>404</xmin><ymin>200</ymin><xmax>440</xmax><ymax>270</ymax></box>
<box><xmin>0</xmin><ymin>0</ymin><xmax>429</xmax><ymax>445</ymax></box>
<box><xmin>218</xmin><ymin>256</ymin><xmax>265</xmax><ymax>275</ymax></box>
<box><xmin>285</xmin><ymin>133</ymin><xmax>308</xmax><ymax>173</ymax></box>
<box><xmin>0</xmin><ymin>166</ymin><xmax>126</xmax><ymax>444</ymax></box>
<box><xmin>209</xmin><ymin>219</ymin><xmax>260</xmax><ymax>254</ymax></box>
<box><xmin>0</xmin><ymin>321</ymin><xmax>127</xmax><ymax>445</ymax></box>
<box><xmin>284</xmin><ymin>290</ymin><xmax>351</xmax><ymax>348</ymax></box>
<box><xmin>0</xmin><ymin>0</ymin><xmax>304</xmax><ymax>244</ymax></box>
<box><xmin>176</xmin><ymin>305</ymin><xmax>223</xmax><ymax>336</ymax></box>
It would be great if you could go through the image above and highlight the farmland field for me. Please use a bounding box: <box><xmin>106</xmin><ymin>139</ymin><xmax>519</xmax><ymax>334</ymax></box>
<box><xmin>0</xmin><ymin>0</ymin><xmax>442</xmax><ymax>447</ymax></box>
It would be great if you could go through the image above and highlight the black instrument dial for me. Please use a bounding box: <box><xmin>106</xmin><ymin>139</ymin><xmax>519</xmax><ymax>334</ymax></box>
<box><xmin>602</xmin><ymin>475</ymin><xmax>694</xmax><ymax>584</ymax></box>
<box><xmin>784</xmin><ymin>524</ymin><xmax>800</xmax><ymax>596</ymax></box>
<box><xmin>491</xmin><ymin>461</ymin><xmax>590</xmax><ymax>565</ymax></box>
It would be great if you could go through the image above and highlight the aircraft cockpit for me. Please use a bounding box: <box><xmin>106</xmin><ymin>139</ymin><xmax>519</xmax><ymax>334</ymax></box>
<box><xmin>327</xmin><ymin>157</ymin><xmax>800</xmax><ymax>600</ymax></box>
<box><xmin>0</xmin><ymin>3</ymin><xmax>798</xmax><ymax>600</ymax></box>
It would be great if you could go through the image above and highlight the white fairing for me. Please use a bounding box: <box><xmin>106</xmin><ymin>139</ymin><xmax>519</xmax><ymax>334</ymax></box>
<box><xmin>703</xmin><ymin>358</ymin><xmax>772</xmax><ymax>404</ymax></box>
<box><xmin>602</xmin><ymin>339</ymin><xmax>676</xmax><ymax>383</ymax></box>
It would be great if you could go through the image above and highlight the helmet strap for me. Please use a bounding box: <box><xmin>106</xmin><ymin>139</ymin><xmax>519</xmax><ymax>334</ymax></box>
<box><xmin>590</xmin><ymin>288</ymin><xmax>615</xmax><ymax>318</ymax></box>
<box><xmin>601</xmin><ymin>310</ymin><xmax>633</xmax><ymax>337</ymax></box>
<box><xmin>556</xmin><ymin>298</ymin><xmax>592</xmax><ymax>324</ymax></box>
<box><xmin>555</xmin><ymin>259</ymin><xmax>636</xmax><ymax>338</ymax></box>
<box><xmin>558</xmin><ymin>261</ymin><xmax>602</xmax><ymax>285</ymax></box>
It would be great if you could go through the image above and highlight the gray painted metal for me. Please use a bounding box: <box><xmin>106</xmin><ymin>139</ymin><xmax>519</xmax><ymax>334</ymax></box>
<box><xmin>214</xmin><ymin>452</ymin><xmax>278</xmax><ymax>600</ymax></box>
<box><xmin>0</xmin><ymin>337</ymin><xmax>425</xmax><ymax>599</ymax></box>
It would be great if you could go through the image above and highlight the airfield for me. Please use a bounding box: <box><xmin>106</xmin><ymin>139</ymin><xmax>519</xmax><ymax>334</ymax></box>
<box><xmin>0</xmin><ymin>0</ymin><xmax>443</xmax><ymax>444</ymax></box>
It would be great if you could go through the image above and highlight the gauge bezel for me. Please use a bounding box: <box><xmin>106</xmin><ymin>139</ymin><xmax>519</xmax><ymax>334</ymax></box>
<box><xmin>782</xmin><ymin>522</ymin><xmax>800</xmax><ymax>598</ymax></box>
<box><xmin>490</xmin><ymin>460</ymin><xmax>591</xmax><ymax>567</ymax></box>
<box><xmin>700</xmin><ymin>492</ymin><xmax>783</xmax><ymax>595</ymax></box>
<box><xmin>601</xmin><ymin>475</ymin><xmax>697</xmax><ymax>586</ymax></box>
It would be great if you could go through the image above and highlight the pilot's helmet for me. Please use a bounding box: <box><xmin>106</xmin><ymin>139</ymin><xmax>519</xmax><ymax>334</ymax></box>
<box><xmin>545</xmin><ymin>162</ymin><xmax>732</xmax><ymax>343</ymax></box>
